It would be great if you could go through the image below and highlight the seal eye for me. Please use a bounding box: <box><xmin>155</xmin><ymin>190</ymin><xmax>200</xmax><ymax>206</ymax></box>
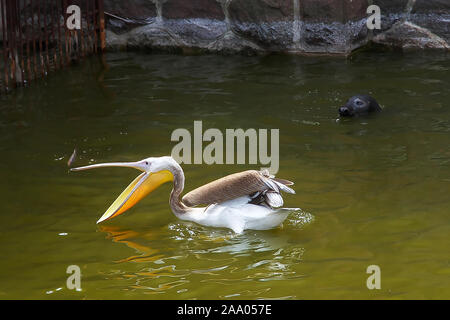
<box><xmin>145</xmin><ymin>161</ymin><xmax>149</xmax><ymax>165</ymax></box>
<box><xmin>356</xmin><ymin>100</ymin><xmax>363</xmax><ymax>106</ymax></box>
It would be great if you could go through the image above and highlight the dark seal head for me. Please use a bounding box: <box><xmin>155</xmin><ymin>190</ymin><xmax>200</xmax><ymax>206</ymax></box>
<box><xmin>339</xmin><ymin>95</ymin><xmax>382</xmax><ymax>117</ymax></box>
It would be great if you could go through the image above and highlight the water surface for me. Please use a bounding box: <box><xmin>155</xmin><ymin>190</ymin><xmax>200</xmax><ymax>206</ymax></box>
<box><xmin>0</xmin><ymin>51</ymin><xmax>449</xmax><ymax>299</ymax></box>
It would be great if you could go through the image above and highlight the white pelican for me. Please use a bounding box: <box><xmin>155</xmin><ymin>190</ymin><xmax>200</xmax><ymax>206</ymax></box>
<box><xmin>71</xmin><ymin>156</ymin><xmax>298</xmax><ymax>233</ymax></box>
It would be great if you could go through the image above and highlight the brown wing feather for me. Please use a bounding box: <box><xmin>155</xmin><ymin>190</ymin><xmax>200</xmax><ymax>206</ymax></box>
<box><xmin>273</xmin><ymin>178</ymin><xmax>294</xmax><ymax>186</ymax></box>
<box><xmin>182</xmin><ymin>170</ymin><xmax>269</xmax><ymax>207</ymax></box>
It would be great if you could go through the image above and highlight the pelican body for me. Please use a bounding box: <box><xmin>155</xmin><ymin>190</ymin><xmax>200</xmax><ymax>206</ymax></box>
<box><xmin>71</xmin><ymin>156</ymin><xmax>298</xmax><ymax>233</ymax></box>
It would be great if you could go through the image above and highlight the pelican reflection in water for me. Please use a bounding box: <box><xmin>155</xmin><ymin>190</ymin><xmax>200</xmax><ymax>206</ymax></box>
<box><xmin>71</xmin><ymin>156</ymin><xmax>299</xmax><ymax>233</ymax></box>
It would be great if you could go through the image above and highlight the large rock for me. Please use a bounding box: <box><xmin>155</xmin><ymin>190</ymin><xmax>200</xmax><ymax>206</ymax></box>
<box><xmin>372</xmin><ymin>0</ymin><xmax>409</xmax><ymax>14</ymax></box>
<box><xmin>163</xmin><ymin>0</ymin><xmax>225</xmax><ymax>20</ymax></box>
<box><xmin>228</xmin><ymin>0</ymin><xmax>370</xmax><ymax>53</ymax></box>
<box><xmin>410</xmin><ymin>0</ymin><xmax>450</xmax><ymax>43</ymax></box>
<box><xmin>104</xmin><ymin>0</ymin><xmax>157</xmax><ymax>20</ymax></box>
<box><xmin>229</xmin><ymin>0</ymin><xmax>294</xmax><ymax>22</ymax></box>
<box><xmin>373</xmin><ymin>21</ymin><xmax>450</xmax><ymax>50</ymax></box>
<box><xmin>412</xmin><ymin>0</ymin><xmax>450</xmax><ymax>13</ymax></box>
<box><xmin>344</xmin><ymin>0</ymin><xmax>370</xmax><ymax>21</ymax></box>
<box><xmin>409</xmin><ymin>13</ymin><xmax>450</xmax><ymax>43</ymax></box>
<box><xmin>103</xmin><ymin>0</ymin><xmax>450</xmax><ymax>54</ymax></box>
<box><xmin>207</xmin><ymin>30</ymin><xmax>263</xmax><ymax>54</ymax></box>
<box><xmin>162</xmin><ymin>19</ymin><xmax>228</xmax><ymax>48</ymax></box>
<box><xmin>300</xmin><ymin>0</ymin><xmax>369</xmax><ymax>53</ymax></box>
<box><xmin>301</xmin><ymin>0</ymin><xmax>368</xmax><ymax>23</ymax></box>
<box><xmin>301</xmin><ymin>0</ymin><xmax>345</xmax><ymax>22</ymax></box>
<box><xmin>371</xmin><ymin>0</ymin><xmax>450</xmax><ymax>49</ymax></box>
<box><xmin>228</xmin><ymin>0</ymin><xmax>294</xmax><ymax>50</ymax></box>
<box><xmin>159</xmin><ymin>0</ymin><xmax>228</xmax><ymax>49</ymax></box>
<box><xmin>104</xmin><ymin>0</ymin><xmax>157</xmax><ymax>33</ymax></box>
<box><xmin>120</xmin><ymin>23</ymin><xmax>190</xmax><ymax>54</ymax></box>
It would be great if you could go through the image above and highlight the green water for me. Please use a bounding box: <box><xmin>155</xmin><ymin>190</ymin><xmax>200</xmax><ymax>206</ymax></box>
<box><xmin>0</xmin><ymin>52</ymin><xmax>449</xmax><ymax>300</ymax></box>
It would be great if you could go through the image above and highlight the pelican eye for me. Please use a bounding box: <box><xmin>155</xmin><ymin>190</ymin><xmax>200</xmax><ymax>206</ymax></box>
<box><xmin>145</xmin><ymin>161</ymin><xmax>149</xmax><ymax>165</ymax></box>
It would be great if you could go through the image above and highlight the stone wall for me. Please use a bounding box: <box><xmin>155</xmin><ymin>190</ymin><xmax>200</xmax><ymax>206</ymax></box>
<box><xmin>104</xmin><ymin>0</ymin><xmax>450</xmax><ymax>54</ymax></box>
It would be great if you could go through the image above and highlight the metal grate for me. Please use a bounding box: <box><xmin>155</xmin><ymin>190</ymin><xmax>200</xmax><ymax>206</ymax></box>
<box><xmin>0</xmin><ymin>0</ymin><xmax>105</xmax><ymax>93</ymax></box>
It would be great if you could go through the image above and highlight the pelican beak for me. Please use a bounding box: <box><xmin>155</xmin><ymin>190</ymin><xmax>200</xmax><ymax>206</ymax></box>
<box><xmin>70</xmin><ymin>161</ymin><xmax>148</xmax><ymax>173</ymax></box>
<box><xmin>70</xmin><ymin>162</ymin><xmax>173</xmax><ymax>223</ymax></box>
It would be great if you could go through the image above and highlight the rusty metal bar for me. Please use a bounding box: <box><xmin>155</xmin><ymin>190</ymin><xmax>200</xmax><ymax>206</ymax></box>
<box><xmin>1</xmin><ymin>0</ymin><xmax>9</xmax><ymax>90</ymax></box>
<box><xmin>63</xmin><ymin>0</ymin><xmax>69</xmax><ymax>65</ymax></box>
<box><xmin>15</xmin><ymin>0</ymin><xmax>21</xmax><ymax>84</ymax></box>
<box><xmin>37</xmin><ymin>0</ymin><xmax>44</xmax><ymax>77</ymax></box>
<box><xmin>50</xmin><ymin>0</ymin><xmax>57</xmax><ymax>70</ymax></box>
<box><xmin>85</xmin><ymin>0</ymin><xmax>91</xmax><ymax>54</ymax></box>
<box><xmin>31</xmin><ymin>0</ymin><xmax>38</xmax><ymax>79</ymax></box>
<box><xmin>74</xmin><ymin>3</ymin><xmax>80</xmax><ymax>60</ymax></box>
<box><xmin>92</xmin><ymin>0</ymin><xmax>97</xmax><ymax>53</ymax></box>
<box><xmin>5</xmin><ymin>0</ymin><xmax>11</xmax><ymax>86</ymax></box>
<box><xmin>98</xmin><ymin>0</ymin><xmax>105</xmax><ymax>52</ymax></box>
<box><xmin>1</xmin><ymin>0</ymin><xmax>106</xmax><ymax>93</ymax></box>
<box><xmin>79</xmin><ymin>0</ymin><xmax>85</xmax><ymax>58</ymax></box>
<box><xmin>19</xmin><ymin>0</ymin><xmax>25</xmax><ymax>85</ymax></box>
<box><xmin>56</xmin><ymin>0</ymin><xmax>63</xmax><ymax>69</ymax></box>
<box><xmin>25</xmin><ymin>0</ymin><xmax>32</xmax><ymax>84</ymax></box>
<box><xmin>7</xmin><ymin>0</ymin><xmax>16</xmax><ymax>86</ymax></box>
<box><xmin>15</xmin><ymin>0</ymin><xmax>23</xmax><ymax>86</ymax></box>
<box><xmin>43</xmin><ymin>0</ymin><xmax>50</xmax><ymax>70</ymax></box>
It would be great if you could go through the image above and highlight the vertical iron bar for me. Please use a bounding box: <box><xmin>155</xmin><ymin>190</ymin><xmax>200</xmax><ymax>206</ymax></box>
<box><xmin>85</xmin><ymin>0</ymin><xmax>91</xmax><ymax>54</ymax></box>
<box><xmin>20</xmin><ymin>0</ymin><xmax>25</xmax><ymax>85</ymax></box>
<box><xmin>62</xmin><ymin>0</ymin><xmax>69</xmax><ymax>65</ymax></box>
<box><xmin>79</xmin><ymin>0</ymin><xmax>85</xmax><ymax>58</ymax></box>
<box><xmin>16</xmin><ymin>0</ymin><xmax>24</xmax><ymax>86</ymax></box>
<box><xmin>26</xmin><ymin>0</ymin><xmax>32</xmax><ymax>84</ymax></box>
<box><xmin>98</xmin><ymin>0</ymin><xmax>105</xmax><ymax>52</ymax></box>
<box><xmin>63</xmin><ymin>0</ymin><xmax>71</xmax><ymax>65</ymax></box>
<box><xmin>74</xmin><ymin>1</ymin><xmax>79</xmax><ymax>60</ymax></box>
<box><xmin>67</xmin><ymin>5</ymin><xmax>72</xmax><ymax>60</ymax></box>
<box><xmin>4</xmin><ymin>0</ymin><xmax>10</xmax><ymax>87</ymax></box>
<box><xmin>57</xmin><ymin>0</ymin><xmax>63</xmax><ymax>69</ymax></box>
<box><xmin>1</xmin><ymin>0</ymin><xmax>9</xmax><ymax>90</ymax></box>
<box><xmin>7</xmin><ymin>0</ymin><xmax>17</xmax><ymax>87</ymax></box>
<box><xmin>37</xmin><ymin>0</ymin><xmax>44</xmax><ymax>77</ymax></box>
<box><xmin>31</xmin><ymin>0</ymin><xmax>37</xmax><ymax>80</ymax></box>
<box><xmin>7</xmin><ymin>0</ymin><xmax>17</xmax><ymax>86</ymax></box>
<box><xmin>92</xmin><ymin>0</ymin><xmax>97</xmax><ymax>53</ymax></box>
<box><xmin>50</xmin><ymin>0</ymin><xmax>57</xmax><ymax>70</ymax></box>
<box><xmin>43</xmin><ymin>0</ymin><xmax>49</xmax><ymax>70</ymax></box>
<box><xmin>49</xmin><ymin>0</ymin><xmax>54</xmax><ymax>69</ymax></box>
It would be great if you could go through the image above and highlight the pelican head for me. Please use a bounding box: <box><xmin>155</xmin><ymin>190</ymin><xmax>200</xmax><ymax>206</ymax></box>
<box><xmin>71</xmin><ymin>156</ymin><xmax>178</xmax><ymax>224</ymax></box>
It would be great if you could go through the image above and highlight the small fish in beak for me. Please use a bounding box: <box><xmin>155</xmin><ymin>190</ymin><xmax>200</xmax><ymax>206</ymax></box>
<box><xmin>67</xmin><ymin>149</ymin><xmax>77</xmax><ymax>167</ymax></box>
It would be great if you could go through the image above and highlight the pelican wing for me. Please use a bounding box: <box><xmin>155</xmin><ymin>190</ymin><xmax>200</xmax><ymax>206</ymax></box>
<box><xmin>182</xmin><ymin>170</ymin><xmax>295</xmax><ymax>207</ymax></box>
